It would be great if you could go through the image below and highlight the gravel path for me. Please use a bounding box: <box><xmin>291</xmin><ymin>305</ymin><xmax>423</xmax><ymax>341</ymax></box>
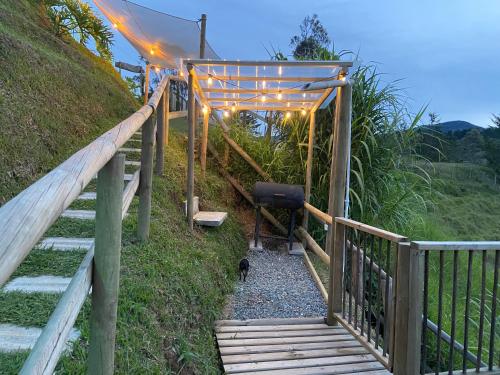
<box><xmin>224</xmin><ymin>246</ymin><xmax>327</xmax><ymax>320</ymax></box>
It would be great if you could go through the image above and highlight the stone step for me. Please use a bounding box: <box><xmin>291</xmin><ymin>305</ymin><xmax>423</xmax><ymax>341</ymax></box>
<box><xmin>3</xmin><ymin>276</ymin><xmax>72</xmax><ymax>294</ymax></box>
<box><xmin>194</xmin><ymin>211</ymin><xmax>228</xmax><ymax>227</ymax></box>
<box><xmin>37</xmin><ymin>237</ymin><xmax>94</xmax><ymax>252</ymax></box>
<box><xmin>78</xmin><ymin>192</ymin><xmax>96</xmax><ymax>200</ymax></box>
<box><xmin>61</xmin><ymin>210</ymin><xmax>95</xmax><ymax>220</ymax></box>
<box><xmin>0</xmin><ymin>324</ymin><xmax>80</xmax><ymax>353</ymax></box>
<box><xmin>92</xmin><ymin>173</ymin><xmax>134</xmax><ymax>181</ymax></box>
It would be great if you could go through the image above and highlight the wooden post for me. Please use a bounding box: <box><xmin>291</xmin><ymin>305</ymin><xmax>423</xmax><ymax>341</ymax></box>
<box><xmin>392</xmin><ymin>242</ymin><xmax>424</xmax><ymax>375</ymax></box>
<box><xmin>200</xmin><ymin>109</ymin><xmax>209</xmax><ymax>177</ymax></box>
<box><xmin>187</xmin><ymin>65</ymin><xmax>196</xmax><ymax>231</ymax></box>
<box><xmin>155</xmin><ymin>91</ymin><xmax>165</xmax><ymax>176</ymax></box>
<box><xmin>302</xmin><ymin>111</ymin><xmax>316</xmax><ymax>231</ymax></box>
<box><xmin>144</xmin><ymin>64</ymin><xmax>150</xmax><ymax>105</ymax></box>
<box><xmin>164</xmin><ymin>80</ymin><xmax>170</xmax><ymax>146</ymax></box>
<box><xmin>137</xmin><ymin>114</ymin><xmax>155</xmax><ymax>241</ymax></box>
<box><xmin>88</xmin><ymin>153</ymin><xmax>125</xmax><ymax>375</ymax></box>
<box><xmin>326</xmin><ymin>82</ymin><xmax>352</xmax><ymax>324</ymax></box>
<box><xmin>199</xmin><ymin>14</ymin><xmax>207</xmax><ymax>59</ymax></box>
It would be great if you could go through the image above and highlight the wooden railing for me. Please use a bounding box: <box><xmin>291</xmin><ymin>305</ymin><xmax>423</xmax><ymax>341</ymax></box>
<box><xmin>0</xmin><ymin>75</ymin><xmax>186</xmax><ymax>374</ymax></box>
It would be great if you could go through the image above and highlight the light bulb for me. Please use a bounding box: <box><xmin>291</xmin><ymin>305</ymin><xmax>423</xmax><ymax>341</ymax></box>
<box><xmin>287</xmin><ymin>102</ymin><xmax>291</xmax><ymax>107</ymax></box>
<box><xmin>285</xmin><ymin>112</ymin><xmax>291</xmax><ymax>119</ymax></box>
<box><xmin>155</xmin><ymin>67</ymin><xmax>160</xmax><ymax>73</ymax></box>
<box><xmin>262</xmin><ymin>80</ymin><xmax>266</xmax><ymax>89</ymax></box>
<box><xmin>301</xmin><ymin>109</ymin><xmax>307</xmax><ymax>116</ymax></box>
<box><xmin>231</xmin><ymin>103</ymin><xmax>236</xmax><ymax>112</ymax></box>
<box><xmin>261</xmin><ymin>95</ymin><xmax>266</xmax><ymax>102</ymax></box>
<box><xmin>223</xmin><ymin>110</ymin><xmax>229</xmax><ymax>118</ymax></box>
<box><xmin>207</xmin><ymin>76</ymin><xmax>213</xmax><ymax>86</ymax></box>
<box><xmin>278</xmin><ymin>66</ymin><xmax>282</xmax><ymax>76</ymax></box>
<box><xmin>277</xmin><ymin>92</ymin><xmax>283</xmax><ymax>100</ymax></box>
<box><xmin>150</xmin><ymin>48</ymin><xmax>155</xmax><ymax>55</ymax></box>
<box><xmin>302</xmin><ymin>93</ymin><xmax>306</xmax><ymax>98</ymax></box>
<box><xmin>179</xmin><ymin>71</ymin><xmax>184</xmax><ymax>77</ymax></box>
<box><xmin>202</xmin><ymin>106</ymin><xmax>208</xmax><ymax>115</ymax></box>
<box><xmin>112</xmin><ymin>23</ymin><xmax>118</xmax><ymax>29</ymax></box>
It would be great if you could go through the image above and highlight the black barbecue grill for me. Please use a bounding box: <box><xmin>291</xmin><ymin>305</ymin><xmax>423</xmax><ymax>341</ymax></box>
<box><xmin>252</xmin><ymin>182</ymin><xmax>304</xmax><ymax>251</ymax></box>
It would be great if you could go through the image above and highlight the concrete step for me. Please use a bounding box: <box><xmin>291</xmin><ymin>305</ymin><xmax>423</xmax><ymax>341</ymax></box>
<box><xmin>118</xmin><ymin>148</ymin><xmax>141</xmax><ymax>153</ymax></box>
<box><xmin>194</xmin><ymin>211</ymin><xmax>228</xmax><ymax>227</ymax></box>
<box><xmin>37</xmin><ymin>237</ymin><xmax>94</xmax><ymax>252</ymax></box>
<box><xmin>0</xmin><ymin>324</ymin><xmax>80</xmax><ymax>353</ymax></box>
<box><xmin>3</xmin><ymin>276</ymin><xmax>71</xmax><ymax>294</ymax></box>
<box><xmin>78</xmin><ymin>192</ymin><xmax>96</xmax><ymax>200</ymax></box>
<box><xmin>125</xmin><ymin>160</ymin><xmax>141</xmax><ymax>167</ymax></box>
<box><xmin>92</xmin><ymin>174</ymin><xmax>134</xmax><ymax>181</ymax></box>
<box><xmin>61</xmin><ymin>210</ymin><xmax>95</xmax><ymax>220</ymax></box>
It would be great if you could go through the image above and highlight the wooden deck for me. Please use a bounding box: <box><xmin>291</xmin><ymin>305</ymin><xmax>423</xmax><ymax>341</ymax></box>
<box><xmin>215</xmin><ymin>317</ymin><xmax>391</xmax><ymax>375</ymax></box>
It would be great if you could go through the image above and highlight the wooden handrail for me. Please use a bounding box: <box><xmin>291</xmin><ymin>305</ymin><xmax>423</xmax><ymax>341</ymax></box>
<box><xmin>412</xmin><ymin>241</ymin><xmax>500</xmax><ymax>251</ymax></box>
<box><xmin>303</xmin><ymin>202</ymin><xmax>333</xmax><ymax>225</ymax></box>
<box><xmin>335</xmin><ymin>217</ymin><xmax>407</xmax><ymax>243</ymax></box>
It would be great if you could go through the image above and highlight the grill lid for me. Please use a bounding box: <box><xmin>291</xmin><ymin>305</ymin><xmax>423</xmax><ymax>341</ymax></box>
<box><xmin>252</xmin><ymin>182</ymin><xmax>304</xmax><ymax>209</ymax></box>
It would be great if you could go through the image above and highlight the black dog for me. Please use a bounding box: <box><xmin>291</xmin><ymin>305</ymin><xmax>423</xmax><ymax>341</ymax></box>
<box><xmin>239</xmin><ymin>258</ymin><xmax>249</xmax><ymax>281</ymax></box>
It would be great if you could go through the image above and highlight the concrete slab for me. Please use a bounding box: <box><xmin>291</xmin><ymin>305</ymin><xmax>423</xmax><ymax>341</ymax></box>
<box><xmin>93</xmin><ymin>174</ymin><xmax>134</xmax><ymax>181</ymax></box>
<box><xmin>3</xmin><ymin>276</ymin><xmax>71</xmax><ymax>293</ymax></box>
<box><xmin>248</xmin><ymin>239</ymin><xmax>264</xmax><ymax>252</ymax></box>
<box><xmin>280</xmin><ymin>242</ymin><xmax>306</xmax><ymax>256</ymax></box>
<box><xmin>61</xmin><ymin>210</ymin><xmax>95</xmax><ymax>220</ymax></box>
<box><xmin>125</xmin><ymin>160</ymin><xmax>141</xmax><ymax>167</ymax></box>
<box><xmin>77</xmin><ymin>192</ymin><xmax>96</xmax><ymax>200</ymax></box>
<box><xmin>37</xmin><ymin>237</ymin><xmax>94</xmax><ymax>251</ymax></box>
<box><xmin>0</xmin><ymin>324</ymin><xmax>80</xmax><ymax>353</ymax></box>
<box><xmin>183</xmin><ymin>196</ymin><xmax>200</xmax><ymax>216</ymax></box>
<box><xmin>118</xmin><ymin>147</ymin><xmax>141</xmax><ymax>153</ymax></box>
<box><xmin>194</xmin><ymin>211</ymin><xmax>227</xmax><ymax>227</ymax></box>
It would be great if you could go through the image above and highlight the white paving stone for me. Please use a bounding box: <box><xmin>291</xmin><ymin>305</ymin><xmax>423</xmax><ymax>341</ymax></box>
<box><xmin>125</xmin><ymin>160</ymin><xmax>141</xmax><ymax>167</ymax></box>
<box><xmin>0</xmin><ymin>324</ymin><xmax>80</xmax><ymax>353</ymax></box>
<box><xmin>37</xmin><ymin>237</ymin><xmax>94</xmax><ymax>251</ymax></box>
<box><xmin>3</xmin><ymin>276</ymin><xmax>72</xmax><ymax>293</ymax></box>
<box><xmin>61</xmin><ymin>210</ymin><xmax>95</xmax><ymax>220</ymax></box>
<box><xmin>194</xmin><ymin>211</ymin><xmax>227</xmax><ymax>227</ymax></box>
<box><xmin>78</xmin><ymin>192</ymin><xmax>96</xmax><ymax>200</ymax></box>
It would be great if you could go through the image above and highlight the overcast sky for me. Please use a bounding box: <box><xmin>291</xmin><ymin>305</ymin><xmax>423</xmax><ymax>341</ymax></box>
<box><xmin>92</xmin><ymin>0</ymin><xmax>500</xmax><ymax>127</ymax></box>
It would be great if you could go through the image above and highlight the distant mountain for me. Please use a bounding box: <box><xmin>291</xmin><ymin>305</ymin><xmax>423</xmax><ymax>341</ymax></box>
<box><xmin>428</xmin><ymin>120</ymin><xmax>483</xmax><ymax>133</ymax></box>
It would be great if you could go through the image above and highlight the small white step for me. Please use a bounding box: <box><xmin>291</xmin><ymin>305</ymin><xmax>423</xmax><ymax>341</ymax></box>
<box><xmin>37</xmin><ymin>237</ymin><xmax>94</xmax><ymax>251</ymax></box>
<box><xmin>125</xmin><ymin>160</ymin><xmax>141</xmax><ymax>167</ymax></box>
<box><xmin>61</xmin><ymin>210</ymin><xmax>95</xmax><ymax>220</ymax></box>
<box><xmin>78</xmin><ymin>192</ymin><xmax>96</xmax><ymax>200</ymax></box>
<box><xmin>118</xmin><ymin>148</ymin><xmax>141</xmax><ymax>153</ymax></box>
<box><xmin>127</xmin><ymin>139</ymin><xmax>141</xmax><ymax>144</ymax></box>
<box><xmin>194</xmin><ymin>211</ymin><xmax>227</xmax><ymax>227</ymax></box>
<box><xmin>0</xmin><ymin>324</ymin><xmax>80</xmax><ymax>353</ymax></box>
<box><xmin>3</xmin><ymin>276</ymin><xmax>71</xmax><ymax>293</ymax></box>
<box><xmin>92</xmin><ymin>174</ymin><xmax>134</xmax><ymax>181</ymax></box>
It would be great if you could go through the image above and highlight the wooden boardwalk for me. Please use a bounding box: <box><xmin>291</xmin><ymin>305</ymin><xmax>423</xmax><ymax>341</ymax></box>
<box><xmin>215</xmin><ymin>317</ymin><xmax>390</xmax><ymax>375</ymax></box>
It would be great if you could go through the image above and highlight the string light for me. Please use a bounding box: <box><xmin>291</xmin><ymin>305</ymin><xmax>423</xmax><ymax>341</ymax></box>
<box><xmin>287</xmin><ymin>102</ymin><xmax>291</xmax><ymax>107</ymax></box>
<box><xmin>149</xmin><ymin>48</ymin><xmax>155</xmax><ymax>55</ymax></box>
<box><xmin>179</xmin><ymin>70</ymin><xmax>184</xmax><ymax>77</ymax></box>
<box><xmin>261</xmin><ymin>95</ymin><xmax>266</xmax><ymax>102</ymax></box>
<box><xmin>277</xmin><ymin>91</ymin><xmax>283</xmax><ymax>100</ymax></box>
<box><xmin>285</xmin><ymin>112</ymin><xmax>291</xmax><ymax>119</ymax></box>
<box><xmin>262</xmin><ymin>80</ymin><xmax>267</xmax><ymax>89</ymax></box>
<box><xmin>112</xmin><ymin>23</ymin><xmax>118</xmax><ymax>29</ymax></box>
<box><xmin>301</xmin><ymin>109</ymin><xmax>307</xmax><ymax>116</ymax></box>
<box><xmin>231</xmin><ymin>103</ymin><xmax>237</xmax><ymax>112</ymax></box>
<box><xmin>278</xmin><ymin>66</ymin><xmax>282</xmax><ymax>76</ymax></box>
<box><xmin>302</xmin><ymin>93</ymin><xmax>306</xmax><ymax>98</ymax></box>
<box><xmin>202</xmin><ymin>106</ymin><xmax>208</xmax><ymax>115</ymax></box>
<box><xmin>207</xmin><ymin>74</ymin><xmax>213</xmax><ymax>86</ymax></box>
<box><xmin>155</xmin><ymin>66</ymin><xmax>160</xmax><ymax>73</ymax></box>
<box><xmin>223</xmin><ymin>110</ymin><xmax>229</xmax><ymax>118</ymax></box>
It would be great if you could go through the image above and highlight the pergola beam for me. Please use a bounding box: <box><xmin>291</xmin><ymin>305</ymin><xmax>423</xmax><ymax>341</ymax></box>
<box><xmin>208</xmin><ymin>98</ymin><xmax>318</xmax><ymax>103</ymax></box>
<box><xmin>211</xmin><ymin>105</ymin><xmax>313</xmax><ymax>111</ymax></box>
<box><xmin>204</xmin><ymin>88</ymin><xmax>324</xmax><ymax>94</ymax></box>
<box><xmin>187</xmin><ymin>59</ymin><xmax>353</xmax><ymax>68</ymax></box>
<box><xmin>197</xmin><ymin>75</ymin><xmax>334</xmax><ymax>82</ymax></box>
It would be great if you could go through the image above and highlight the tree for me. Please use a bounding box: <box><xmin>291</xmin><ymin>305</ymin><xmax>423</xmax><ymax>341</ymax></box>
<box><xmin>290</xmin><ymin>15</ymin><xmax>331</xmax><ymax>60</ymax></box>
<box><xmin>44</xmin><ymin>0</ymin><xmax>114</xmax><ymax>61</ymax></box>
<box><xmin>491</xmin><ymin>113</ymin><xmax>500</xmax><ymax>128</ymax></box>
<box><xmin>428</xmin><ymin>112</ymin><xmax>440</xmax><ymax>126</ymax></box>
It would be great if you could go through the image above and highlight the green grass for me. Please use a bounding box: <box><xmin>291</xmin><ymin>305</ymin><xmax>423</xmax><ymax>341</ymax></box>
<box><xmin>0</xmin><ymin>0</ymin><xmax>138</xmax><ymax>204</ymax></box>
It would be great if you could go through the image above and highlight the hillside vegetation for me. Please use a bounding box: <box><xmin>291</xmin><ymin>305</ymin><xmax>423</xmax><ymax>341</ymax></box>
<box><xmin>0</xmin><ymin>0</ymin><xmax>138</xmax><ymax>203</ymax></box>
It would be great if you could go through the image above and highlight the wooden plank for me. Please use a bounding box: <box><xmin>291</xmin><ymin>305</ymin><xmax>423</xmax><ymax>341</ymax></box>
<box><xmin>304</xmin><ymin>252</ymin><xmax>328</xmax><ymax>302</ymax></box>
<box><xmin>335</xmin><ymin>217</ymin><xmax>407</xmax><ymax>243</ymax></box>
<box><xmin>19</xmin><ymin>250</ymin><xmax>92</xmax><ymax>374</ymax></box>
<box><xmin>303</xmin><ymin>202</ymin><xmax>333</xmax><ymax>225</ymax></box>
<box><xmin>412</xmin><ymin>241</ymin><xmax>500</xmax><ymax>251</ymax></box>
<box><xmin>216</xmin><ymin>317</ymin><xmax>326</xmax><ymax>327</ymax></box>
<box><xmin>217</xmin><ymin>334</ymin><xmax>355</xmax><ymax>347</ymax></box>
<box><xmin>223</xmin><ymin>353</ymin><xmax>378</xmax><ymax>373</ymax></box>
<box><xmin>61</xmin><ymin>210</ymin><xmax>95</xmax><ymax>220</ymax></box>
<box><xmin>137</xmin><ymin>115</ymin><xmax>155</xmax><ymax>241</ymax></box>
<box><xmin>197</xmin><ymin>75</ymin><xmax>331</xmax><ymax>82</ymax></box>
<box><xmin>221</xmin><ymin>347</ymin><xmax>368</xmax><ymax>364</ymax></box>
<box><xmin>122</xmin><ymin>170</ymin><xmax>140</xmax><ymax>219</ymax></box>
<box><xmin>302</xmin><ymin>112</ymin><xmax>316</xmax><ymax>232</ymax></box>
<box><xmin>209</xmin><ymin>97</ymin><xmax>318</xmax><ymax>103</ymax></box>
<box><xmin>169</xmin><ymin>110</ymin><xmax>187</xmax><ymax>119</ymax></box>
<box><xmin>147</xmin><ymin>75</ymin><xmax>169</xmax><ymax>110</ymax></box>
<box><xmin>200</xmin><ymin>111</ymin><xmax>209</xmax><ymax>177</ymax></box>
<box><xmin>219</xmin><ymin>340</ymin><xmax>361</xmax><ymax>356</ymax></box>
<box><xmin>186</xmin><ymin>66</ymin><xmax>196</xmax><ymax>231</ymax></box>
<box><xmin>216</xmin><ymin>324</ymin><xmax>336</xmax><ymax>333</ymax></box>
<box><xmin>205</xmin><ymin>88</ymin><xmax>323</xmax><ymax>94</ymax></box>
<box><xmin>216</xmin><ymin>328</ymin><xmax>347</xmax><ymax>340</ymax></box>
<box><xmin>232</xmin><ymin>361</ymin><xmax>386</xmax><ymax>375</ymax></box>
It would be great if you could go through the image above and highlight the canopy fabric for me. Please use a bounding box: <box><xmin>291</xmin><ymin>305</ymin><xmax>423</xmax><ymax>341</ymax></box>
<box><xmin>185</xmin><ymin>60</ymin><xmax>353</xmax><ymax>112</ymax></box>
<box><xmin>93</xmin><ymin>0</ymin><xmax>219</xmax><ymax>68</ymax></box>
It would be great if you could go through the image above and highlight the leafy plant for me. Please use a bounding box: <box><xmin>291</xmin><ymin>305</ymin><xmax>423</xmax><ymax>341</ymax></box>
<box><xmin>44</xmin><ymin>0</ymin><xmax>113</xmax><ymax>61</ymax></box>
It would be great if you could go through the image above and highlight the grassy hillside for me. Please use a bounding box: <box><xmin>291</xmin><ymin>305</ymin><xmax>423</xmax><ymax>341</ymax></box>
<box><xmin>417</xmin><ymin>162</ymin><xmax>500</xmax><ymax>240</ymax></box>
<box><xmin>0</xmin><ymin>0</ymin><xmax>138</xmax><ymax>203</ymax></box>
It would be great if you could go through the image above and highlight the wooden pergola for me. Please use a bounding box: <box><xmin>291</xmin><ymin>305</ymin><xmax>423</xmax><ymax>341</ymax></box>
<box><xmin>183</xmin><ymin>59</ymin><xmax>354</xmax><ymax>234</ymax></box>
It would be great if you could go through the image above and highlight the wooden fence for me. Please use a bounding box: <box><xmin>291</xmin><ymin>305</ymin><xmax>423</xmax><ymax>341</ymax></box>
<box><xmin>0</xmin><ymin>75</ymin><xmax>186</xmax><ymax>374</ymax></box>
